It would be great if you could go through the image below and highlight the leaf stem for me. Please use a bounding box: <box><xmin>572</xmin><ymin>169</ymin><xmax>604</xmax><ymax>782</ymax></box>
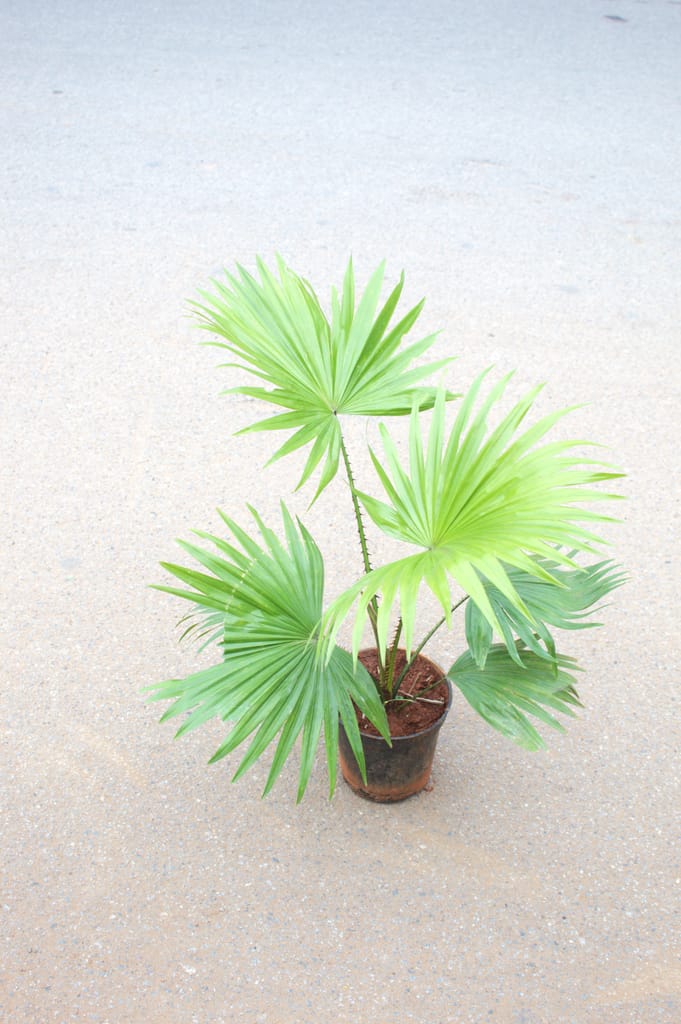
<box><xmin>384</xmin><ymin>618</ymin><xmax>403</xmax><ymax>699</ymax></box>
<box><xmin>394</xmin><ymin>596</ymin><xmax>469</xmax><ymax>691</ymax></box>
<box><xmin>339</xmin><ymin>436</ymin><xmax>382</xmax><ymax>669</ymax></box>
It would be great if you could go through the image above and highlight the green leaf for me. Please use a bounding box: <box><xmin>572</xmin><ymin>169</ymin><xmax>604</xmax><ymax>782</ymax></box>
<box><xmin>190</xmin><ymin>256</ymin><xmax>451</xmax><ymax>498</ymax></box>
<box><xmin>447</xmin><ymin>645</ymin><xmax>583</xmax><ymax>750</ymax></box>
<box><xmin>147</xmin><ymin>505</ymin><xmax>389</xmax><ymax>801</ymax></box>
<box><xmin>464</xmin><ymin>599</ymin><xmax>493</xmax><ymax>668</ymax></box>
<box><xmin>324</xmin><ymin>379</ymin><xmax>624</xmax><ymax>659</ymax></box>
<box><xmin>465</xmin><ymin>555</ymin><xmax>627</xmax><ymax>667</ymax></box>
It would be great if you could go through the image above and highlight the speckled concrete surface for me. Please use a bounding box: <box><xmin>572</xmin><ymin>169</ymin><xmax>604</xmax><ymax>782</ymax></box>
<box><xmin>2</xmin><ymin>2</ymin><xmax>680</xmax><ymax>1022</ymax></box>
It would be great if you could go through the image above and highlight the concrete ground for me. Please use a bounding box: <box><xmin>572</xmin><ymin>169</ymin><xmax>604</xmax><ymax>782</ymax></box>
<box><xmin>2</xmin><ymin>1</ymin><xmax>680</xmax><ymax>1022</ymax></box>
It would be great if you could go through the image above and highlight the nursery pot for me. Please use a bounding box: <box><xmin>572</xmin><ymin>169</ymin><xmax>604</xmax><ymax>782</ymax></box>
<box><xmin>338</xmin><ymin>650</ymin><xmax>452</xmax><ymax>802</ymax></box>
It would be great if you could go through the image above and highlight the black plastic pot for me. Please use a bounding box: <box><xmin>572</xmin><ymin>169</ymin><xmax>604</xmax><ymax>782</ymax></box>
<box><xmin>338</xmin><ymin>653</ymin><xmax>452</xmax><ymax>802</ymax></box>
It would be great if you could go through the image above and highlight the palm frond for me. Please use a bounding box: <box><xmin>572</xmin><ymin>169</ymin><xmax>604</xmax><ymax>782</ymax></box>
<box><xmin>324</xmin><ymin>378</ymin><xmax>624</xmax><ymax>658</ymax></box>
<box><xmin>447</xmin><ymin>645</ymin><xmax>583</xmax><ymax>750</ymax></box>
<box><xmin>465</xmin><ymin>554</ymin><xmax>627</xmax><ymax>668</ymax></box>
<box><xmin>190</xmin><ymin>256</ymin><xmax>453</xmax><ymax>499</ymax></box>
<box><xmin>147</xmin><ymin>505</ymin><xmax>389</xmax><ymax>801</ymax></box>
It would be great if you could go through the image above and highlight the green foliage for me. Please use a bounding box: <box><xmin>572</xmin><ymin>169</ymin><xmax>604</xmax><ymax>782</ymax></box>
<box><xmin>464</xmin><ymin>555</ymin><xmax>627</xmax><ymax>668</ymax></box>
<box><xmin>150</xmin><ymin>256</ymin><xmax>625</xmax><ymax>800</ymax></box>
<box><xmin>447</xmin><ymin>645</ymin><xmax>583</xmax><ymax>751</ymax></box>
<box><xmin>324</xmin><ymin>377</ymin><xmax>623</xmax><ymax>660</ymax></box>
<box><xmin>147</xmin><ymin>505</ymin><xmax>389</xmax><ymax>801</ymax></box>
<box><xmin>191</xmin><ymin>256</ymin><xmax>452</xmax><ymax>500</ymax></box>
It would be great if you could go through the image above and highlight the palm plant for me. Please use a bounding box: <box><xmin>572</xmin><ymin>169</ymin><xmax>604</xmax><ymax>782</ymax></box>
<box><xmin>148</xmin><ymin>257</ymin><xmax>624</xmax><ymax>801</ymax></box>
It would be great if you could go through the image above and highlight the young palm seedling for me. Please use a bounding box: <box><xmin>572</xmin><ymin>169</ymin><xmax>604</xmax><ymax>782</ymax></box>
<box><xmin>148</xmin><ymin>257</ymin><xmax>624</xmax><ymax>801</ymax></box>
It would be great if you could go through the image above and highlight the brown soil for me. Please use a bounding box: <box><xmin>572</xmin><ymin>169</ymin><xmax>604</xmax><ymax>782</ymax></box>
<box><xmin>356</xmin><ymin>649</ymin><xmax>450</xmax><ymax>738</ymax></box>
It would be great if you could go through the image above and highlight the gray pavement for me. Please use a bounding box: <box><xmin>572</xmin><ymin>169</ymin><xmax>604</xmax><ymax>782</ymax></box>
<box><xmin>2</xmin><ymin>1</ymin><xmax>680</xmax><ymax>1022</ymax></box>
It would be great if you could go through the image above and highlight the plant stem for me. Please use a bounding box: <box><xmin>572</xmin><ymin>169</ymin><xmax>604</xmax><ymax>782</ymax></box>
<box><xmin>339</xmin><ymin>436</ymin><xmax>382</xmax><ymax>665</ymax></box>
<box><xmin>394</xmin><ymin>595</ymin><xmax>470</xmax><ymax>692</ymax></box>
<box><xmin>385</xmin><ymin>618</ymin><xmax>403</xmax><ymax>699</ymax></box>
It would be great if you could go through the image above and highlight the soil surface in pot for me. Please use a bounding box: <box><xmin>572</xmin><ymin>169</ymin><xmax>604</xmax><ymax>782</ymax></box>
<box><xmin>356</xmin><ymin>650</ymin><xmax>450</xmax><ymax>738</ymax></box>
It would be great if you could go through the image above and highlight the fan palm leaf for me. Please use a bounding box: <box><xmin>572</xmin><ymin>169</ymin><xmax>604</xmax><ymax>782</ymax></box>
<box><xmin>447</xmin><ymin>644</ymin><xmax>583</xmax><ymax>751</ymax></box>
<box><xmin>325</xmin><ymin>374</ymin><xmax>624</xmax><ymax>658</ymax></box>
<box><xmin>190</xmin><ymin>256</ymin><xmax>453</xmax><ymax>499</ymax></box>
<box><xmin>464</xmin><ymin>555</ymin><xmax>627</xmax><ymax>668</ymax></box>
<box><xmin>147</xmin><ymin>504</ymin><xmax>389</xmax><ymax>801</ymax></box>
